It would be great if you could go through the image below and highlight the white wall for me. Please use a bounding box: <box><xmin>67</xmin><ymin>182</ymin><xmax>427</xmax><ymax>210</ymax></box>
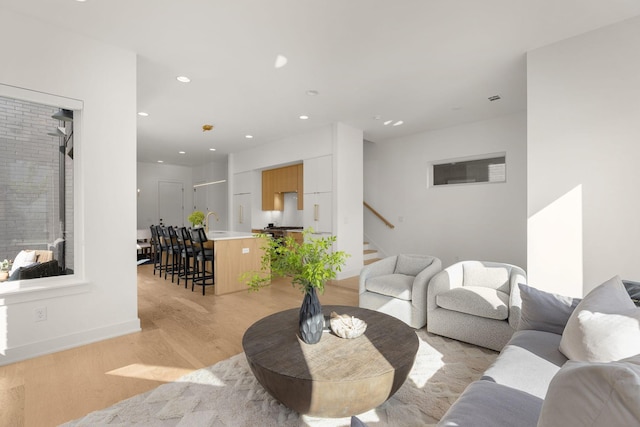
<box><xmin>333</xmin><ymin>123</ymin><xmax>364</xmax><ymax>278</ymax></box>
<box><xmin>527</xmin><ymin>16</ymin><xmax>640</xmax><ymax>296</ymax></box>
<box><xmin>192</xmin><ymin>159</ymin><xmax>229</xmax><ymax>231</ymax></box>
<box><xmin>0</xmin><ymin>10</ymin><xmax>139</xmax><ymax>364</ymax></box>
<box><xmin>137</xmin><ymin>162</ymin><xmax>193</xmax><ymax>228</ymax></box>
<box><xmin>364</xmin><ymin>113</ymin><xmax>527</xmax><ymax>270</ymax></box>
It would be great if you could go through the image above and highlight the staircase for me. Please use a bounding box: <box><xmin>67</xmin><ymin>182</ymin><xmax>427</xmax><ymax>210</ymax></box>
<box><xmin>363</xmin><ymin>241</ymin><xmax>381</xmax><ymax>265</ymax></box>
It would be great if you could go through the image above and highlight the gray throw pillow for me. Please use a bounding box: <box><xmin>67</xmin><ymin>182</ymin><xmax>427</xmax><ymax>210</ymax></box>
<box><xmin>518</xmin><ymin>283</ymin><xmax>580</xmax><ymax>335</ymax></box>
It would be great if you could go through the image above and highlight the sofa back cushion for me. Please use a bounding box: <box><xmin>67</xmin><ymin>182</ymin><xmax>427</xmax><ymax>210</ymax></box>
<box><xmin>462</xmin><ymin>262</ymin><xmax>510</xmax><ymax>293</ymax></box>
<box><xmin>394</xmin><ymin>254</ymin><xmax>432</xmax><ymax>276</ymax></box>
<box><xmin>518</xmin><ymin>283</ymin><xmax>581</xmax><ymax>335</ymax></box>
<box><xmin>537</xmin><ymin>355</ymin><xmax>640</xmax><ymax>427</ymax></box>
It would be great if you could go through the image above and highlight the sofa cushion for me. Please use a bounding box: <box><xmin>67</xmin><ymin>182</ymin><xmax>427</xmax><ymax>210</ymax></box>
<box><xmin>437</xmin><ymin>380</ymin><xmax>542</xmax><ymax>427</ymax></box>
<box><xmin>537</xmin><ymin>355</ymin><xmax>640</xmax><ymax>427</ymax></box>
<box><xmin>482</xmin><ymin>330</ymin><xmax>567</xmax><ymax>399</ymax></box>
<box><xmin>17</xmin><ymin>260</ymin><xmax>61</xmax><ymax>280</ymax></box>
<box><xmin>365</xmin><ymin>274</ymin><xmax>413</xmax><ymax>300</ymax></box>
<box><xmin>394</xmin><ymin>254</ymin><xmax>430</xmax><ymax>276</ymax></box>
<box><xmin>9</xmin><ymin>249</ymin><xmax>37</xmax><ymax>275</ymax></box>
<box><xmin>560</xmin><ymin>275</ymin><xmax>640</xmax><ymax>362</ymax></box>
<box><xmin>436</xmin><ymin>286</ymin><xmax>509</xmax><ymax>320</ymax></box>
<box><xmin>518</xmin><ymin>283</ymin><xmax>580</xmax><ymax>335</ymax></box>
<box><xmin>462</xmin><ymin>262</ymin><xmax>509</xmax><ymax>292</ymax></box>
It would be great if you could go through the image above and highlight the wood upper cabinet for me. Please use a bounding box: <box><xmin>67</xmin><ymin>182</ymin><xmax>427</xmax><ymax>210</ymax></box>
<box><xmin>262</xmin><ymin>163</ymin><xmax>303</xmax><ymax>211</ymax></box>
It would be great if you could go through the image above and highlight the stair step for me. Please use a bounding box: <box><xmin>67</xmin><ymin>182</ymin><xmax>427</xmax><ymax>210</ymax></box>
<box><xmin>364</xmin><ymin>258</ymin><xmax>381</xmax><ymax>265</ymax></box>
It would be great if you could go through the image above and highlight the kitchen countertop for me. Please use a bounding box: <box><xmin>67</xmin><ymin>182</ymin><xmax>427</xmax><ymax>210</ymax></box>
<box><xmin>206</xmin><ymin>230</ymin><xmax>258</xmax><ymax>241</ymax></box>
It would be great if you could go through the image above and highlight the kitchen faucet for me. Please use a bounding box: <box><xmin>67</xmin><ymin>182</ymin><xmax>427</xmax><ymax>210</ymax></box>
<box><xmin>206</xmin><ymin>211</ymin><xmax>219</xmax><ymax>233</ymax></box>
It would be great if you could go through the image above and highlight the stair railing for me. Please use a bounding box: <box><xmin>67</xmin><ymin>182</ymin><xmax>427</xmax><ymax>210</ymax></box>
<box><xmin>363</xmin><ymin>201</ymin><xmax>395</xmax><ymax>229</ymax></box>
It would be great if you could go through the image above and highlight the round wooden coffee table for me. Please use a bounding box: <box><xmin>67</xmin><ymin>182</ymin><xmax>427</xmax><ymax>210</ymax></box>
<box><xmin>242</xmin><ymin>305</ymin><xmax>419</xmax><ymax>418</ymax></box>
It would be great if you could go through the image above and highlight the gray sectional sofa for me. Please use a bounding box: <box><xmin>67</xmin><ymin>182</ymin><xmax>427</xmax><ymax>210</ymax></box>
<box><xmin>438</xmin><ymin>277</ymin><xmax>640</xmax><ymax>427</ymax></box>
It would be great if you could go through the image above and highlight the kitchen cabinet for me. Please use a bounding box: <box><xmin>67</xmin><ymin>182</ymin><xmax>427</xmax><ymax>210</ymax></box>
<box><xmin>233</xmin><ymin>193</ymin><xmax>252</xmax><ymax>232</ymax></box>
<box><xmin>261</xmin><ymin>169</ymin><xmax>281</xmax><ymax>211</ymax></box>
<box><xmin>262</xmin><ymin>163</ymin><xmax>303</xmax><ymax>211</ymax></box>
<box><xmin>303</xmin><ymin>155</ymin><xmax>332</xmax><ymax>232</ymax></box>
<box><xmin>233</xmin><ymin>171</ymin><xmax>253</xmax><ymax>195</ymax></box>
<box><xmin>303</xmin><ymin>191</ymin><xmax>332</xmax><ymax>233</ymax></box>
<box><xmin>304</xmin><ymin>155</ymin><xmax>332</xmax><ymax>193</ymax></box>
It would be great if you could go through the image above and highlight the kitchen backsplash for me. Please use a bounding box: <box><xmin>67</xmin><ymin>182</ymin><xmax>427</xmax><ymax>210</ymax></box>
<box><xmin>281</xmin><ymin>193</ymin><xmax>303</xmax><ymax>227</ymax></box>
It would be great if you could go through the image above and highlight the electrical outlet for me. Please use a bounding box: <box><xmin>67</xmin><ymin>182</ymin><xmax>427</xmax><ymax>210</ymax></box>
<box><xmin>35</xmin><ymin>307</ymin><xmax>47</xmax><ymax>322</ymax></box>
<box><xmin>242</xmin><ymin>248</ymin><xmax>250</xmax><ymax>254</ymax></box>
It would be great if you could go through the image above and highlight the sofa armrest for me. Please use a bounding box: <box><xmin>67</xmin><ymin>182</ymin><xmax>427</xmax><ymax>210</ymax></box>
<box><xmin>507</xmin><ymin>266</ymin><xmax>527</xmax><ymax>330</ymax></box>
<box><xmin>427</xmin><ymin>263</ymin><xmax>465</xmax><ymax>312</ymax></box>
<box><xmin>359</xmin><ymin>255</ymin><xmax>398</xmax><ymax>294</ymax></box>
<box><xmin>412</xmin><ymin>257</ymin><xmax>442</xmax><ymax>312</ymax></box>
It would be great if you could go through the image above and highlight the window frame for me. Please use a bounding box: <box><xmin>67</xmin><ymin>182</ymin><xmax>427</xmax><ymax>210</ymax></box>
<box><xmin>0</xmin><ymin>83</ymin><xmax>88</xmax><ymax>300</ymax></box>
<box><xmin>428</xmin><ymin>152</ymin><xmax>507</xmax><ymax>188</ymax></box>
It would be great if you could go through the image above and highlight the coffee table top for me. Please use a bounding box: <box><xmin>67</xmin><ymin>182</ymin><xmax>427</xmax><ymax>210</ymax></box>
<box><xmin>242</xmin><ymin>305</ymin><xmax>419</xmax><ymax>383</ymax></box>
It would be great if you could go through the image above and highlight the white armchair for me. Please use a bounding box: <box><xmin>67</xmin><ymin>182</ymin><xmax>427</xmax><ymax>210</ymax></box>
<box><xmin>427</xmin><ymin>260</ymin><xmax>526</xmax><ymax>351</ymax></box>
<box><xmin>359</xmin><ymin>254</ymin><xmax>442</xmax><ymax>329</ymax></box>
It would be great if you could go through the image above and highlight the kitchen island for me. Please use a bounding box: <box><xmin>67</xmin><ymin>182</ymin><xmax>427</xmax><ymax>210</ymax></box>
<box><xmin>206</xmin><ymin>231</ymin><xmax>268</xmax><ymax>295</ymax></box>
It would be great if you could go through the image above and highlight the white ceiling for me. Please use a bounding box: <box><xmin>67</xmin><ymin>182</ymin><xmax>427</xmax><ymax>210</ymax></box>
<box><xmin>3</xmin><ymin>0</ymin><xmax>640</xmax><ymax>166</ymax></box>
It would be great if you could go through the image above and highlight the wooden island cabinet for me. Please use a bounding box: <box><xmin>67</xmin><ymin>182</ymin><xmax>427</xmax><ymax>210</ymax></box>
<box><xmin>206</xmin><ymin>231</ymin><xmax>269</xmax><ymax>295</ymax></box>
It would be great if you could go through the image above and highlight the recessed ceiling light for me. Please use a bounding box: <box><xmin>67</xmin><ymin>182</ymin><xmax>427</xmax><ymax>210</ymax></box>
<box><xmin>245</xmin><ymin>135</ymin><xmax>254</xmax><ymax>139</ymax></box>
<box><xmin>157</xmin><ymin>160</ymin><xmax>164</xmax><ymax>163</ymax></box>
<box><xmin>137</xmin><ymin>112</ymin><xmax>149</xmax><ymax>117</ymax></box>
<box><xmin>299</xmin><ymin>115</ymin><xmax>309</xmax><ymax>120</ymax></box>
<box><xmin>392</xmin><ymin>120</ymin><xmax>404</xmax><ymax>126</ymax></box>
<box><xmin>306</xmin><ymin>90</ymin><xmax>319</xmax><ymax>96</ymax></box>
<box><xmin>178</xmin><ymin>151</ymin><xmax>186</xmax><ymax>154</ymax></box>
<box><xmin>176</xmin><ymin>76</ymin><xmax>191</xmax><ymax>83</ymax></box>
<box><xmin>209</xmin><ymin>148</ymin><xmax>216</xmax><ymax>151</ymax></box>
<box><xmin>383</xmin><ymin>120</ymin><xmax>393</xmax><ymax>126</ymax></box>
<box><xmin>274</xmin><ymin>54</ymin><xmax>288</xmax><ymax>69</ymax></box>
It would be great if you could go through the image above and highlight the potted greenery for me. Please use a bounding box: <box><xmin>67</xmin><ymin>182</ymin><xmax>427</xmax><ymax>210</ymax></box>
<box><xmin>188</xmin><ymin>210</ymin><xmax>205</xmax><ymax>228</ymax></box>
<box><xmin>245</xmin><ymin>228</ymin><xmax>349</xmax><ymax>344</ymax></box>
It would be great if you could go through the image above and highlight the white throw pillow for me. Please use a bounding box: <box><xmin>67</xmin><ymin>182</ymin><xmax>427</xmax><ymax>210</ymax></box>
<box><xmin>537</xmin><ymin>355</ymin><xmax>640</xmax><ymax>427</ymax></box>
<box><xmin>9</xmin><ymin>250</ymin><xmax>37</xmax><ymax>275</ymax></box>
<box><xmin>559</xmin><ymin>275</ymin><xmax>640</xmax><ymax>362</ymax></box>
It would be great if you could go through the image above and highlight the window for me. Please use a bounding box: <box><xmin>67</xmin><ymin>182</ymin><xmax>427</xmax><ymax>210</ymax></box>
<box><xmin>0</xmin><ymin>95</ymin><xmax>74</xmax><ymax>281</ymax></box>
<box><xmin>431</xmin><ymin>154</ymin><xmax>506</xmax><ymax>186</ymax></box>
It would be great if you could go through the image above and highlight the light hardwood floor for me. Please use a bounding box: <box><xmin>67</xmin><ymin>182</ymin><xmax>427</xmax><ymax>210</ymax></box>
<box><xmin>0</xmin><ymin>264</ymin><xmax>359</xmax><ymax>427</ymax></box>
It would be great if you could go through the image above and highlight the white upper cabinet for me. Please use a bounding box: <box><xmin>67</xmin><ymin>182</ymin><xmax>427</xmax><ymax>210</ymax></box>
<box><xmin>303</xmin><ymin>155</ymin><xmax>332</xmax><ymax>194</ymax></box>
<box><xmin>233</xmin><ymin>193</ymin><xmax>252</xmax><ymax>232</ymax></box>
<box><xmin>233</xmin><ymin>171</ymin><xmax>253</xmax><ymax>195</ymax></box>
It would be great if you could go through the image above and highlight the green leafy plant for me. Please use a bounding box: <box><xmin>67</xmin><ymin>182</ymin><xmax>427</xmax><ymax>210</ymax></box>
<box><xmin>187</xmin><ymin>210</ymin><xmax>205</xmax><ymax>227</ymax></box>
<box><xmin>1</xmin><ymin>259</ymin><xmax>12</xmax><ymax>272</ymax></box>
<box><xmin>245</xmin><ymin>228</ymin><xmax>349</xmax><ymax>294</ymax></box>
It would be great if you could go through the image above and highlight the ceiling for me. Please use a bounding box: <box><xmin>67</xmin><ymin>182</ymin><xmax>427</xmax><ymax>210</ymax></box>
<box><xmin>3</xmin><ymin>1</ymin><xmax>640</xmax><ymax>167</ymax></box>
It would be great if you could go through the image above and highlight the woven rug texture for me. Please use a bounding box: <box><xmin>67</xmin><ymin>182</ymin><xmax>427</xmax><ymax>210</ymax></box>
<box><xmin>62</xmin><ymin>330</ymin><xmax>497</xmax><ymax>427</ymax></box>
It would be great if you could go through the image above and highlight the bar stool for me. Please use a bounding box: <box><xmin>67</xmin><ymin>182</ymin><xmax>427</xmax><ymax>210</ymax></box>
<box><xmin>161</xmin><ymin>226</ymin><xmax>180</xmax><ymax>282</ymax></box>
<box><xmin>191</xmin><ymin>227</ymin><xmax>215</xmax><ymax>295</ymax></box>
<box><xmin>177</xmin><ymin>226</ymin><xmax>196</xmax><ymax>288</ymax></box>
<box><xmin>150</xmin><ymin>225</ymin><xmax>164</xmax><ymax>276</ymax></box>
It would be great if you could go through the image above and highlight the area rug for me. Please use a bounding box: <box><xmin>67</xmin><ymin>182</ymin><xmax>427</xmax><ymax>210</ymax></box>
<box><xmin>62</xmin><ymin>330</ymin><xmax>497</xmax><ymax>427</ymax></box>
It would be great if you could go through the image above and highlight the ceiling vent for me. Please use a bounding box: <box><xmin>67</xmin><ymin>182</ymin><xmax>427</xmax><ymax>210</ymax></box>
<box><xmin>488</xmin><ymin>95</ymin><xmax>501</xmax><ymax>102</ymax></box>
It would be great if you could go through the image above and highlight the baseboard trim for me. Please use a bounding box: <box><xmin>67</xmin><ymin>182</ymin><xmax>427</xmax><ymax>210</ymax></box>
<box><xmin>0</xmin><ymin>318</ymin><xmax>141</xmax><ymax>366</ymax></box>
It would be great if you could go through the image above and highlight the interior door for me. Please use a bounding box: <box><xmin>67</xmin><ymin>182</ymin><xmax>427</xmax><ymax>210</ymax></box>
<box><xmin>158</xmin><ymin>181</ymin><xmax>184</xmax><ymax>227</ymax></box>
